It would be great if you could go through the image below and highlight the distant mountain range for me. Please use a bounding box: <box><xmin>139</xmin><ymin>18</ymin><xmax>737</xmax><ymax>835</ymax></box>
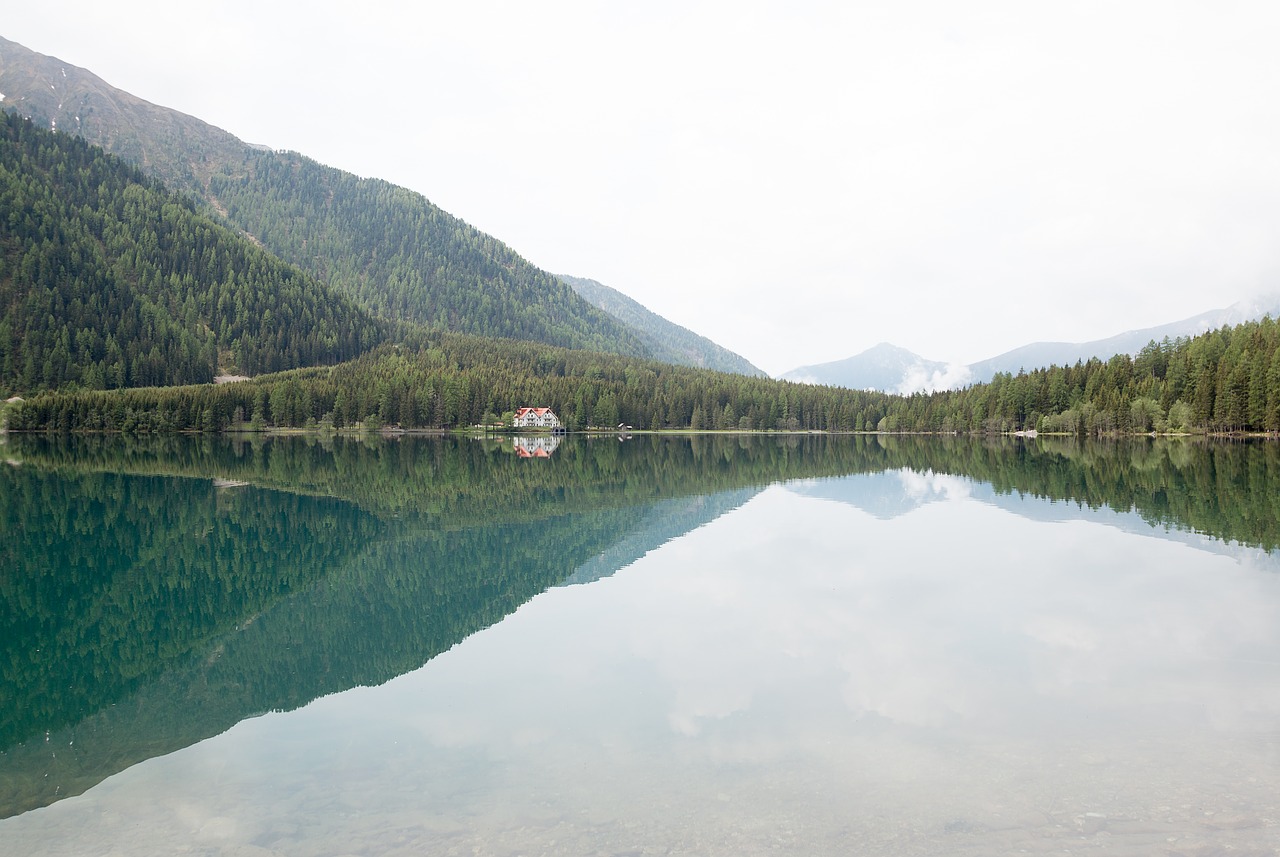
<box><xmin>559</xmin><ymin>275</ymin><xmax>764</xmax><ymax>376</ymax></box>
<box><xmin>782</xmin><ymin>295</ymin><xmax>1280</xmax><ymax>393</ymax></box>
<box><xmin>965</xmin><ymin>295</ymin><xmax>1280</xmax><ymax>383</ymax></box>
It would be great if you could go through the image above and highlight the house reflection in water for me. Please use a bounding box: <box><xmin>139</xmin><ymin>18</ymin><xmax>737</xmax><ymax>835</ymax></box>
<box><xmin>512</xmin><ymin>435</ymin><xmax>561</xmax><ymax>458</ymax></box>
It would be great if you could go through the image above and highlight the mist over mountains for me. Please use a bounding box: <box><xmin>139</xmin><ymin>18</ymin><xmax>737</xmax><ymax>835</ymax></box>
<box><xmin>782</xmin><ymin>295</ymin><xmax>1280</xmax><ymax>394</ymax></box>
<box><xmin>781</xmin><ymin>343</ymin><xmax>967</xmax><ymax>395</ymax></box>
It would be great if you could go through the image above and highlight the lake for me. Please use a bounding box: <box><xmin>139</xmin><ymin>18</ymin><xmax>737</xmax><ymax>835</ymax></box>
<box><xmin>2</xmin><ymin>433</ymin><xmax>1278</xmax><ymax>856</ymax></box>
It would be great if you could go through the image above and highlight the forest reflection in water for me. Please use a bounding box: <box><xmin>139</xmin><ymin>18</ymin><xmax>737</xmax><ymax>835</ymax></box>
<box><xmin>1</xmin><ymin>433</ymin><xmax>1278</xmax><ymax>855</ymax></box>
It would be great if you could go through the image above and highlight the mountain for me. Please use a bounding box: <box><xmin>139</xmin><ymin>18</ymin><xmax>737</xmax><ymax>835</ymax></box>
<box><xmin>0</xmin><ymin>111</ymin><xmax>384</xmax><ymax>394</ymax></box>
<box><xmin>0</xmin><ymin>35</ymin><xmax>255</xmax><ymax>198</ymax></box>
<box><xmin>780</xmin><ymin>342</ymin><xmax>963</xmax><ymax>393</ymax></box>
<box><xmin>0</xmin><ymin>36</ymin><xmax>647</xmax><ymax>358</ymax></box>
<box><xmin>783</xmin><ymin>296</ymin><xmax>1280</xmax><ymax>394</ymax></box>
<box><xmin>965</xmin><ymin>294</ymin><xmax>1280</xmax><ymax>384</ymax></box>
<box><xmin>204</xmin><ymin>153</ymin><xmax>648</xmax><ymax>354</ymax></box>
<box><xmin>559</xmin><ymin>275</ymin><xmax>764</xmax><ymax>376</ymax></box>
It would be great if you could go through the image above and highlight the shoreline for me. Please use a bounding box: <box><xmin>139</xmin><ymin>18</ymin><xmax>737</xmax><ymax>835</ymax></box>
<box><xmin>4</xmin><ymin>424</ymin><xmax>1278</xmax><ymax>440</ymax></box>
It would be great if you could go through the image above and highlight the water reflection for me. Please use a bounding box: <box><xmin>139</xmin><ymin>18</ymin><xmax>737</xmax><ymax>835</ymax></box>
<box><xmin>2</xmin><ymin>435</ymin><xmax>1279</xmax><ymax>854</ymax></box>
<box><xmin>0</xmin><ymin>434</ymin><xmax>855</xmax><ymax>817</ymax></box>
<box><xmin>510</xmin><ymin>434</ymin><xmax>561</xmax><ymax>457</ymax></box>
<box><xmin>790</xmin><ymin>464</ymin><xmax>1280</xmax><ymax>569</ymax></box>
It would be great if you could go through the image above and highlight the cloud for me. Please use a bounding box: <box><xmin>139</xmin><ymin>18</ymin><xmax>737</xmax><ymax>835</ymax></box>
<box><xmin>896</xmin><ymin>469</ymin><xmax>972</xmax><ymax>503</ymax></box>
<box><xmin>896</xmin><ymin>361</ymin><xmax>974</xmax><ymax>395</ymax></box>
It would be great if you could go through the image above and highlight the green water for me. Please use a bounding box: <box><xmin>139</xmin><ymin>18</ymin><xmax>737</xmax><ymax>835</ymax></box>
<box><xmin>1</xmin><ymin>434</ymin><xmax>1278</xmax><ymax>855</ymax></box>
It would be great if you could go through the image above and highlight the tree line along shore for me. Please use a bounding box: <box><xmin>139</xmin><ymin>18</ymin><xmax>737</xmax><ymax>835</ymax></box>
<box><xmin>5</xmin><ymin>315</ymin><xmax>1279</xmax><ymax>436</ymax></box>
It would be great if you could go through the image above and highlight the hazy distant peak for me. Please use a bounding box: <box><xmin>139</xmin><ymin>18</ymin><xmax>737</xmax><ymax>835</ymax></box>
<box><xmin>1223</xmin><ymin>292</ymin><xmax>1280</xmax><ymax>323</ymax></box>
<box><xmin>966</xmin><ymin>293</ymin><xmax>1280</xmax><ymax>383</ymax></box>
<box><xmin>780</xmin><ymin>342</ymin><xmax>970</xmax><ymax>394</ymax></box>
<box><xmin>865</xmin><ymin>341</ymin><xmax>917</xmax><ymax>357</ymax></box>
<box><xmin>559</xmin><ymin>274</ymin><xmax>765</xmax><ymax>376</ymax></box>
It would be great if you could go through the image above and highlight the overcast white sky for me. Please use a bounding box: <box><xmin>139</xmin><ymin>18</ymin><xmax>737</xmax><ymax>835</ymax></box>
<box><xmin>7</xmin><ymin>2</ymin><xmax>1280</xmax><ymax>375</ymax></box>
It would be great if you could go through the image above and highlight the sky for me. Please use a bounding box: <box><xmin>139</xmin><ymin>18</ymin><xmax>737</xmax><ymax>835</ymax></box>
<box><xmin>6</xmin><ymin>2</ymin><xmax>1280</xmax><ymax>376</ymax></box>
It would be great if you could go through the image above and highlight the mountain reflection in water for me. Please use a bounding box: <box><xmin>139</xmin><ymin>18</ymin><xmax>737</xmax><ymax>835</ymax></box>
<box><xmin>1</xmin><ymin>434</ymin><xmax>1278</xmax><ymax>854</ymax></box>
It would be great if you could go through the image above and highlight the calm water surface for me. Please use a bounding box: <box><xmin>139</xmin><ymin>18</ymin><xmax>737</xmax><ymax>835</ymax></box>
<box><xmin>1</xmin><ymin>434</ymin><xmax>1278</xmax><ymax>855</ymax></box>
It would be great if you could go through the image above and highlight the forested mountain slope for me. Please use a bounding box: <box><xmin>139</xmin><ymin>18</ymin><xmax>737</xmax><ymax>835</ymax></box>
<box><xmin>559</xmin><ymin>274</ymin><xmax>764</xmax><ymax>376</ymax></box>
<box><xmin>206</xmin><ymin>152</ymin><xmax>647</xmax><ymax>353</ymax></box>
<box><xmin>0</xmin><ymin>36</ymin><xmax>649</xmax><ymax>357</ymax></box>
<box><xmin>0</xmin><ymin>112</ymin><xmax>384</xmax><ymax>394</ymax></box>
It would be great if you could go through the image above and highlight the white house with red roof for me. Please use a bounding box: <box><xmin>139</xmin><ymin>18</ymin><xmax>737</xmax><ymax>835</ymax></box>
<box><xmin>513</xmin><ymin>407</ymin><xmax>561</xmax><ymax>429</ymax></box>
